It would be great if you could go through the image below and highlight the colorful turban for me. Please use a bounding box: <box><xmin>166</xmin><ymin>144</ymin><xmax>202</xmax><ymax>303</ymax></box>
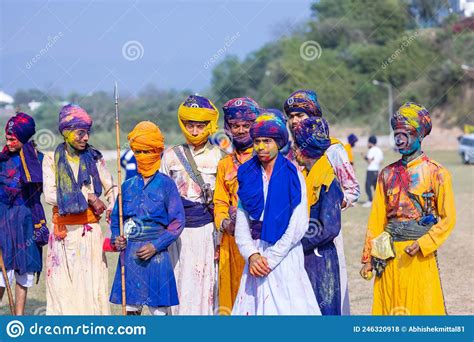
<box><xmin>250</xmin><ymin>112</ymin><xmax>289</xmax><ymax>149</ymax></box>
<box><xmin>223</xmin><ymin>97</ymin><xmax>260</xmax><ymax>150</ymax></box>
<box><xmin>178</xmin><ymin>95</ymin><xmax>219</xmax><ymax>146</ymax></box>
<box><xmin>391</xmin><ymin>102</ymin><xmax>432</xmax><ymax>139</ymax></box>
<box><xmin>293</xmin><ymin>117</ymin><xmax>331</xmax><ymax>159</ymax></box>
<box><xmin>284</xmin><ymin>89</ymin><xmax>322</xmax><ymax>117</ymax></box>
<box><xmin>58</xmin><ymin>104</ymin><xmax>93</xmax><ymax>135</ymax></box>
<box><xmin>5</xmin><ymin>112</ymin><xmax>36</xmax><ymax>144</ymax></box>
<box><xmin>262</xmin><ymin>108</ymin><xmax>292</xmax><ymax>155</ymax></box>
<box><xmin>128</xmin><ymin>121</ymin><xmax>165</xmax><ymax>178</ymax></box>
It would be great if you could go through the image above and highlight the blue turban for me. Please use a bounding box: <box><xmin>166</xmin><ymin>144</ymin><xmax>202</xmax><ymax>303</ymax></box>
<box><xmin>293</xmin><ymin>117</ymin><xmax>331</xmax><ymax>159</ymax></box>
<box><xmin>250</xmin><ymin>112</ymin><xmax>289</xmax><ymax>149</ymax></box>
<box><xmin>5</xmin><ymin>112</ymin><xmax>36</xmax><ymax>144</ymax></box>
<box><xmin>284</xmin><ymin>89</ymin><xmax>322</xmax><ymax>117</ymax></box>
<box><xmin>223</xmin><ymin>97</ymin><xmax>260</xmax><ymax>150</ymax></box>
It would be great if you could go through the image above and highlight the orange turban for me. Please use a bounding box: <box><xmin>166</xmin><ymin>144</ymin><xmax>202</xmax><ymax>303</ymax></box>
<box><xmin>127</xmin><ymin>121</ymin><xmax>165</xmax><ymax>178</ymax></box>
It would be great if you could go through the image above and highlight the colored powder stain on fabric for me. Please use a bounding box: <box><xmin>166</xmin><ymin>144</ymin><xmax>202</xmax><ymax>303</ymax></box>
<box><xmin>411</xmin><ymin>173</ymin><xmax>420</xmax><ymax>187</ymax></box>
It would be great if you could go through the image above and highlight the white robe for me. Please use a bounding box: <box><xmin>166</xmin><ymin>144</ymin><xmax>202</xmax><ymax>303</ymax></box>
<box><xmin>232</xmin><ymin>169</ymin><xmax>321</xmax><ymax>315</ymax></box>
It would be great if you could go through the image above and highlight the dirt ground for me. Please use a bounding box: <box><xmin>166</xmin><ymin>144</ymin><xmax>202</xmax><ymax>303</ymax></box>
<box><xmin>1</xmin><ymin>149</ymin><xmax>472</xmax><ymax>316</ymax></box>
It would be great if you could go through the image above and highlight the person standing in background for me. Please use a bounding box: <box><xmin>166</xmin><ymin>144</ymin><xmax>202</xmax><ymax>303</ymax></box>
<box><xmin>363</xmin><ymin>135</ymin><xmax>384</xmax><ymax>208</ymax></box>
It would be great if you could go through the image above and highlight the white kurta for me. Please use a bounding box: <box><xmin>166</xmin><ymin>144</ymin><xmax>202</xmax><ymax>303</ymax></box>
<box><xmin>232</xmin><ymin>169</ymin><xmax>321</xmax><ymax>315</ymax></box>
<box><xmin>160</xmin><ymin>142</ymin><xmax>224</xmax><ymax>315</ymax></box>
<box><xmin>42</xmin><ymin>151</ymin><xmax>116</xmax><ymax>315</ymax></box>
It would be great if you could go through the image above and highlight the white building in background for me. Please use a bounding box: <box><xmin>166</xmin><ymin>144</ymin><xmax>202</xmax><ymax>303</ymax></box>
<box><xmin>0</xmin><ymin>90</ymin><xmax>14</xmax><ymax>107</ymax></box>
<box><xmin>28</xmin><ymin>100</ymin><xmax>42</xmax><ymax>111</ymax></box>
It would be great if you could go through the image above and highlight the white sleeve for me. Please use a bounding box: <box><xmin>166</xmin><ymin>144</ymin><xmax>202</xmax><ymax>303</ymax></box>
<box><xmin>326</xmin><ymin>144</ymin><xmax>360</xmax><ymax>205</ymax></box>
<box><xmin>262</xmin><ymin>172</ymin><xmax>309</xmax><ymax>270</ymax></box>
<box><xmin>159</xmin><ymin>148</ymin><xmax>171</xmax><ymax>176</ymax></box>
<box><xmin>235</xmin><ymin>201</ymin><xmax>259</xmax><ymax>262</ymax></box>
<box><xmin>42</xmin><ymin>152</ymin><xmax>58</xmax><ymax>206</ymax></box>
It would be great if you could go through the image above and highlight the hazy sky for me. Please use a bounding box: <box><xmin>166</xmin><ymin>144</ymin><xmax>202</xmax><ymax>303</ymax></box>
<box><xmin>1</xmin><ymin>0</ymin><xmax>312</xmax><ymax>96</ymax></box>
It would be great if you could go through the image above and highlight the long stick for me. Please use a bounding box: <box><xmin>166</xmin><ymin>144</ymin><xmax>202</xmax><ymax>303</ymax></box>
<box><xmin>0</xmin><ymin>248</ymin><xmax>15</xmax><ymax>315</ymax></box>
<box><xmin>114</xmin><ymin>82</ymin><xmax>126</xmax><ymax>315</ymax></box>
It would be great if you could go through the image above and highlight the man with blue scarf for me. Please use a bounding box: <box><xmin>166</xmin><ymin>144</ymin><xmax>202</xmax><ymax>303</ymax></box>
<box><xmin>231</xmin><ymin>113</ymin><xmax>320</xmax><ymax>315</ymax></box>
<box><xmin>43</xmin><ymin>104</ymin><xmax>117</xmax><ymax>314</ymax></box>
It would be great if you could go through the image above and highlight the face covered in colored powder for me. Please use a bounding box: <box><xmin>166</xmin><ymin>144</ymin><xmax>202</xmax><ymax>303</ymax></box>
<box><xmin>254</xmin><ymin>137</ymin><xmax>279</xmax><ymax>163</ymax></box>
<box><xmin>63</xmin><ymin>128</ymin><xmax>89</xmax><ymax>151</ymax></box>
<box><xmin>287</xmin><ymin>112</ymin><xmax>310</xmax><ymax>131</ymax></box>
<box><xmin>229</xmin><ymin>120</ymin><xmax>252</xmax><ymax>145</ymax></box>
<box><xmin>5</xmin><ymin>134</ymin><xmax>23</xmax><ymax>153</ymax></box>
<box><xmin>393</xmin><ymin>124</ymin><xmax>421</xmax><ymax>155</ymax></box>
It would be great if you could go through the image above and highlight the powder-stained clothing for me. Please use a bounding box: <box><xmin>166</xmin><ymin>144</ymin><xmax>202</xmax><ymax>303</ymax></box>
<box><xmin>361</xmin><ymin>154</ymin><xmax>455</xmax><ymax>315</ymax></box>
<box><xmin>160</xmin><ymin>142</ymin><xmax>224</xmax><ymax>315</ymax></box>
<box><xmin>43</xmin><ymin>151</ymin><xmax>116</xmax><ymax>315</ymax></box>
<box><xmin>0</xmin><ymin>153</ymin><xmax>43</xmax><ymax>276</ymax></box>
<box><xmin>325</xmin><ymin>140</ymin><xmax>359</xmax><ymax>315</ymax></box>
<box><xmin>213</xmin><ymin>147</ymin><xmax>252</xmax><ymax>314</ymax></box>
<box><xmin>109</xmin><ymin>172</ymin><xmax>185</xmax><ymax>308</ymax></box>
<box><xmin>232</xmin><ymin>169</ymin><xmax>320</xmax><ymax>315</ymax></box>
<box><xmin>302</xmin><ymin>156</ymin><xmax>344</xmax><ymax>315</ymax></box>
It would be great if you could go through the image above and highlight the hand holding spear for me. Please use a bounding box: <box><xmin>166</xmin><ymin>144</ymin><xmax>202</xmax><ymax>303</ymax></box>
<box><xmin>114</xmin><ymin>82</ymin><xmax>127</xmax><ymax>315</ymax></box>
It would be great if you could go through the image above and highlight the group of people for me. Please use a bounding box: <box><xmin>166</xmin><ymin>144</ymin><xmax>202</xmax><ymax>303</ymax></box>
<box><xmin>0</xmin><ymin>89</ymin><xmax>455</xmax><ymax>316</ymax></box>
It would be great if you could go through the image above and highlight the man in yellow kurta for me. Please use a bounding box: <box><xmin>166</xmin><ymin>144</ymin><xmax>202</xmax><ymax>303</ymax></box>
<box><xmin>360</xmin><ymin>102</ymin><xmax>456</xmax><ymax>315</ymax></box>
<box><xmin>213</xmin><ymin>97</ymin><xmax>260</xmax><ymax>314</ymax></box>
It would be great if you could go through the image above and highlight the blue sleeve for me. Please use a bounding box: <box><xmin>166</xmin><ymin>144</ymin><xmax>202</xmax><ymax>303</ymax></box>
<box><xmin>120</xmin><ymin>151</ymin><xmax>128</xmax><ymax>169</ymax></box>
<box><xmin>151</xmin><ymin>178</ymin><xmax>185</xmax><ymax>252</ymax></box>
<box><xmin>110</xmin><ymin>192</ymin><xmax>121</xmax><ymax>242</ymax></box>
<box><xmin>301</xmin><ymin>180</ymin><xmax>343</xmax><ymax>253</ymax></box>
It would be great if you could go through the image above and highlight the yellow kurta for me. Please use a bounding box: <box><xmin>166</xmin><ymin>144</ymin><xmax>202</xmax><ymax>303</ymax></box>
<box><xmin>213</xmin><ymin>147</ymin><xmax>252</xmax><ymax>315</ymax></box>
<box><xmin>344</xmin><ymin>143</ymin><xmax>353</xmax><ymax>164</ymax></box>
<box><xmin>361</xmin><ymin>153</ymin><xmax>455</xmax><ymax>315</ymax></box>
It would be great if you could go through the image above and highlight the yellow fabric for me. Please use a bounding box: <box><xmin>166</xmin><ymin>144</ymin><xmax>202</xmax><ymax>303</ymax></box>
<box><xmin>178</xmin><ymin>102</ymin><xmax>219</xmax><ymax>146</ymax></box>
<box><xmin>344</xmin><ymin>143</ymin><xmax>354</xmax><ymax>163</ymax></box>
<box><xmin>330</xmin><ymin>136</ymin><xmax>342</xmax><ymax>145</ymax></box>
<box><xmin>305</xmin><ymin>154</ymin><xmax>335</xmax><ymax>213</ymax></box>
<box><xmin>213</xmin><ymin>148</ymin><xmax>252</xmax><ymax>314</ymax></box>
<box><xmin>361</xmin><ymin>155</ymin><xmax>456</xmax><ymax>315</ymax></box>
<box><xmin>128</xmin><ymin>121</ymin><xmax>165</xmax><ymax>177</ymax></box>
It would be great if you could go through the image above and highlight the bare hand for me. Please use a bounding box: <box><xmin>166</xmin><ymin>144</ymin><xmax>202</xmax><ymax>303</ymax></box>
<box><xmin>249</xmin><ymin>253</ymin><xmax>271</xmax><ymax>277</ymax></box>
<box><xmin>341</xmin><ymin>199</ymin><xmax>347</xmax><ymax>209</ymax></box>
<box><xmin>106</xmin><ymin>210</ymin><xmax>112</xmax><ymax>224</ymax></box>
<box><xmin>88</xmin><ymin>194</ymin><xmax>107</xmax><ymax>216</ymax></box>
<box><xmin>405</xmin><ymin>241</ymin><xmax>420</xmax><ymax>256</ymax></box>
<box><xmin>136</xmin><ymin>243</ymin><xmax>157</xmax><ymax>260</ymax></box>
<box><xmin>114</xmin><ymin>236</ymin><xmax>127</xmax><ymax>250</ymax></box>
<box><xmin>214</xmin><ymin>245</ymin><xmax>220</xmax><ymax>262</ymax></box>
<box><xmin>360</xmin><ymin>262</ymin><xmax>373</xmax><ymax>280</ymax></box>
<box><xmin>229</xmin><ymin>206</ymin><xmax>237</xmax><ymax>222</ymax></box>
<box><xmin>222</xmin><ymin>218</ymin><xmax>235</xmax><ymax>236</ymax></box>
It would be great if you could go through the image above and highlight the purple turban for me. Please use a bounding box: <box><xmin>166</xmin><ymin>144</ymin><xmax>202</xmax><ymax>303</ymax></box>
<box><xmin>5</xmin><ymin>112</ymin><xmax>36</xmax><ymax>144</ymax></box>
<box><xmin>58</xmin><ymin>104</ymin><xmax>93</xmax><ymax>135</ymax></box>
<box><xmin>284</xmin><ymin>89</ymin><xmax>322</xmax><ymax>117</ymax></box>
<box><xmin>250</xmin><ymin>112</ymin><xmax>289</xmax><ymax>149</ymax></box>
<box><xmin>223</xmin><ymin>97</ymin><xmax>260</xmax><ymax>150</ymax></box>
<box><xmin>293</xmin><ymin>117</ymin><xmax>331</xmax><ymax>159</ymax></box>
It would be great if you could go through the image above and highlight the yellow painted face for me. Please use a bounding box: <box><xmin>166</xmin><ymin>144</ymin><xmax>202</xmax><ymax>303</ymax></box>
<box><xmin>63</xmin><ymin>129</ymin><xmax>89</xmax><ymax>151</ymax></box>
<box><xmin>253</xmin><ymin>137</ymin><xmax>278</xmax><ymax>163</ymax></box>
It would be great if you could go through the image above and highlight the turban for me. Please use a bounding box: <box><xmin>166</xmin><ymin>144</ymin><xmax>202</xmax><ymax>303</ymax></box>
<box><xmin>58</xmin><ymin>104</ymin><xmax>93</xmax><ymax>135</ymax></box>
<box><xmin>368</xmin><ymin>135</ymin><xmax>377</xmax><ymax>145</ymax></box>
<box><xmin>348</xmin><ymin>133</ymin><xmax>358</xmax><ymax>146</ymax></box>
<box><xmin>223</xmin><ymin>97</ymin><xmax>260</xmax><ymax>150</ymax></box>
<box><xmin>284</xmin><ymin>89</ymin><xmax>322</xmax><ymax>117</ymax></box>
<box><xmin>261</xmin><ymin>108</ymin><xmax>292</xmax><ymax>155</ymax></box>
<box><xmin>391</xmin><ymin>102</ymin><xmax>432</xmax><ymax>139</ymax></box>
<box><xmin>178</xmin><ymin>95</ymin><xmax>219</xmax><ymax>146</ymax></box>
<box><xmin>128</xmin><ymin>121</ymin><xmax>165</xmax><ymax>178</ymax></box>
<box><xmin>250</xmin><ymin>112</ymin><xmax>289</xmax><ymax>149</ymax></box>
<box><xmin>293</xmin><ymin>117</ymin><xmax>331</xmax><ymax>159</ymax></box>
<box><xmin>5</xmin><ymin>112</ymin><xmax>36</xmax><ymax>144</ymax></box>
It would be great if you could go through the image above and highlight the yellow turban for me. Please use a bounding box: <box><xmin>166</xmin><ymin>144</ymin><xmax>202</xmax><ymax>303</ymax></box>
<box><xmin>178</xmin><ymin>95</ymin><xmax>219</xmax><ymax>146</ymax></box>
<box><xmin>127</xmin><ymin>121</ymin><xmax>165</xmax><ymax>178</ymax></box>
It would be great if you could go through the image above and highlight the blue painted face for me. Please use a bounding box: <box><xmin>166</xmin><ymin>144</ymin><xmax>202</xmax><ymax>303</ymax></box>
<box><xmin>393</xmin><ymin>124</ymin><xmax>421</xmax><ymax>155</ymax></box>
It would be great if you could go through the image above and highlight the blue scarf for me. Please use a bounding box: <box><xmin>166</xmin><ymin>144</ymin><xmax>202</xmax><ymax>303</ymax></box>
<box><xmin>237</xmin><ymin>153</ymin><xmax>301</xmax><ymax>244</ymax></box>
<box><xmin>54</xmin><ymin>143</ymin><xmax>102</xmax><ymax>215</ymax></box>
